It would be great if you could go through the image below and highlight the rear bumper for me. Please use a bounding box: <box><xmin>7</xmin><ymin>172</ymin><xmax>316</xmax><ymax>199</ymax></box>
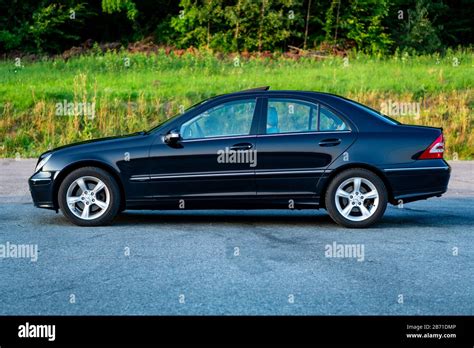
<box><xmin>384</xmin><ymin>161</ymin><xmax>451</xmax><ymax>204</ymax></box>
<box><xmin>29</xmin><ymin>171</ymin><xmax>57</xmax><ymax>209</ymax></box>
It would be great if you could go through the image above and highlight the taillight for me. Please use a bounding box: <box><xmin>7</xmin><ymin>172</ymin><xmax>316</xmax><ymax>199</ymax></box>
<box><xmin>419</xmin><ymin>134</ymin><xmax>444</xmax><ymax>159</ymax></box>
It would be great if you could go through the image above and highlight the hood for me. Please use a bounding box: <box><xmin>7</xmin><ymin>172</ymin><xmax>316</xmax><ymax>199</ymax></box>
<box><xmin>48</xmin><ymin>131</ymin><xmax>148</xmax><ymax>154</ymax></box>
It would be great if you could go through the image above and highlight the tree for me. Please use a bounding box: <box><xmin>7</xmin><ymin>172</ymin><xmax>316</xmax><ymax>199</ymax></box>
<box><xmin>303</xmin><ymin>0</ymin><xmax>312</xmax><ymax>49</ymax></box>
<box><xmin>29</xmin><ymin>2</ymin><xmax>90</xmax><ymax>53</ymax></box>
<box><xmin>402</xmin><ymin>0</ymin><xmax>442</xmax><ymax>53</ymax></box>
<box><xmin>0</xmin><ymin>0</ymin><xmax>93</xmax><ymax>54</ymax></box>
<box><xmin>0</xmin><ymin>0</ymin><xmax>472</xmax><ymax>55</ymax></box>
<box><xmin>324</xmin><ymin>0</ymin><xmax>392</xmax><ymax>54</ymax></box>
<box><xmin>102</xmin><ymin>0</ymin><xmax>137</xmax><ymax>21</ymax></box>
<box><xmin>171</xmin><ymin>0</ymin><xmax>297</xmax><ymax>52</ymax></box>
<box><xmin>170</xmin><ymin>0</ymin><xmax>225</xmax><ymax>49</ymax></box>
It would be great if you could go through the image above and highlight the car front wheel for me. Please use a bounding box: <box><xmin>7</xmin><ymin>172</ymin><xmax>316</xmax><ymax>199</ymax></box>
<box><xmin>58</xmin><ymin>167</ymin><xmax>121</xmax><ymax>226</ymax></box>
<box><xmin>325</xmin><ymin>168</ymin><xmax>388</xmax><ymax>228</ymax></box>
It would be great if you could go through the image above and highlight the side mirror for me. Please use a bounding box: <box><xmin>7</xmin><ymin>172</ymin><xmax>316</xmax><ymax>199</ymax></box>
<box><xmin>164</xmin><ymin>130</ymin><xmax>181</xmax><ymax>144</ymax></box>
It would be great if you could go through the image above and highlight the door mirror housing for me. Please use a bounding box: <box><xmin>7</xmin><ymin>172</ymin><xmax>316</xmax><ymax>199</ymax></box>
<box><xmin>164</xmin><ymin>130</ymin><xmax>181</xmax><ymax>144</ymax></box>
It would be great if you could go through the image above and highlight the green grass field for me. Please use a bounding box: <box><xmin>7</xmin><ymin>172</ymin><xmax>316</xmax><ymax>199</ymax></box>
<box><xmin>0</xmin><ymin>49</ymin><xmax>472</xmax><ymax>158</ymax></box>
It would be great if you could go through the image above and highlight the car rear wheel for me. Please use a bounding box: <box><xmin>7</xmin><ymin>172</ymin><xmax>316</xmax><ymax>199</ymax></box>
<box><xmin>325</xmin><ymin>168</ymin><xmax>388</xmax><ymax>228</ymax></box>
<box><xmin>58</xmin><ymin>167</ymin><xmax>121</xmax><ymax>226</ymax></box>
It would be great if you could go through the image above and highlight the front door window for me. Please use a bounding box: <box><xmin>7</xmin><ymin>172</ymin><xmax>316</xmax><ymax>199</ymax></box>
<box><xmin>180</xmin><ymin>99</ymin><xmax>256</xmax><ymax>140</ymax></box>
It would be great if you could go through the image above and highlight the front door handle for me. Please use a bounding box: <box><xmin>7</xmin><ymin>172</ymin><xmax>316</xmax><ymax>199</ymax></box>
<box><xmin>230</xmin><ymin>143</ymin><xmax>253</xmax><ymax>150</ymax></box>
<box><xmin>319</xmin><ymin>138</ymin><xmax>341</xmax><ymax>147</ymax></box>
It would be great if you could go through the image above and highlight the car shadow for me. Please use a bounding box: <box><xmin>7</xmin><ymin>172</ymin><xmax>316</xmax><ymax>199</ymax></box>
<box><xmin>110</xmin><ymin>209</ymin><xmax>472</xmax><ymax>228</ymax></box>
<box><xmin>113</xmin><ymin>210</ymin><xmax>336</xmax><ymax>227</ymax></box>
<box><xmin>41</xmin><ymin>207</ymin><xmax>472</xmax><ymax>229</ymax></box>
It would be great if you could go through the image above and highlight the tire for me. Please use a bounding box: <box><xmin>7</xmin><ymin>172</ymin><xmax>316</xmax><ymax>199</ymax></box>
<box><xmin>325</xmin><ymin>168</ymin><xmax>388</xmax><ymax>228</ymax></box>
<box><xmin>58</xmin><ymin>167</ymin><xmax>121</xmax><ymax>226</ymax></box>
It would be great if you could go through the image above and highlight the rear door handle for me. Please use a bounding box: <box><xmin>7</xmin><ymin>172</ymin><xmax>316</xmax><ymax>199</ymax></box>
<box><xmin>230</xmin><ymin>143</ymin><xmax>253</xmax><ymax>150</ymax></box>
<box><xmin>319</xmin><ymin>138</ymin><xmax>341</xmax><ymax>147</ymax></box>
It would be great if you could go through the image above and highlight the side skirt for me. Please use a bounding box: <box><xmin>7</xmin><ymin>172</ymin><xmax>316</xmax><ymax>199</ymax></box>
<box><xmin>125</xmin><ymin>196</ymin><xmax>321</xmax><ymax>210</ymax></box>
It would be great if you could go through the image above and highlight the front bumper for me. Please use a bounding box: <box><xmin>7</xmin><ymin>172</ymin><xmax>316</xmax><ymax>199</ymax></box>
<box><xmin>29</xmin><ymin>171</ymin><xmax>57</xmax><ymax>209</ymax></box>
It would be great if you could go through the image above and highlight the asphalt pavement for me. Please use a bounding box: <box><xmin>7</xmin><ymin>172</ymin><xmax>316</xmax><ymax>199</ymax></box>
<box><xmin>0</xmin><ymin>159</ymin><xmax>472</xmax><ymax>315</ymax></box>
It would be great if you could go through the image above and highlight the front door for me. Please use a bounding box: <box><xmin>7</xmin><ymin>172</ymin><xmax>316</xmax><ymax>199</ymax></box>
<box><xmin>147</xmin><ymin>97</ymin><xmax>261</xmax><ymax>199</ymax></box>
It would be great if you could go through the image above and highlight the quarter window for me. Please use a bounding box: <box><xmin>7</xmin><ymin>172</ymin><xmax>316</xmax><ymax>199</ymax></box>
<box><xmin>180</xmin><ymin>99</ymin><xmax>256</xmax><ymax>140</ymax></box>
<box><xmin>319</xmin><ymin>106</ymin><xmax>348</xmax><ymax>131</ymax></box>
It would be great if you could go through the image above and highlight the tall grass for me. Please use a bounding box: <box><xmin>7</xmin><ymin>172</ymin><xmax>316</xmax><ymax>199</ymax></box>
<box><xmin>0</xmin><ymin>49</ymin><xmax>472</xmax><ymax>158</ymax></box>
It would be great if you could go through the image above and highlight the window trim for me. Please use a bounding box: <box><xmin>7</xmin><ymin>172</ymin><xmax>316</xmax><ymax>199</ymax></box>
<box><xmin>181</xmin><ymin>134</ymin><xmax>256</xmax><ymax>143</ymax></box>
<box><xmin>257</xmin><ymin>130</ymin><xmax>351</xmax><ymax>138</ymax></box>
<box><xmin>308</xmin><ymin>106</ymin><xmax>316</xmax><ymax>131</ymax></box>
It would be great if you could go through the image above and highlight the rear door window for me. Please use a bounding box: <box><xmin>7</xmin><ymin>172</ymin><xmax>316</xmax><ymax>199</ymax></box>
<box><xmin>266</xmin><ymin>99</ymin><xmax>318</xmax><ymax>134</ymax></box>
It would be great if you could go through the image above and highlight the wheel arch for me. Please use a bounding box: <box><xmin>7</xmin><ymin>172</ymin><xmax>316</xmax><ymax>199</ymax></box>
<box><xmin>52</xmin><ymin>160</ymin><xmax>126</xmax><ymax>211</ymax></box>
<box><xmin>319</xmin><ymin>163</ymin><xmax>395</xmax><ymax>208</ymax></box>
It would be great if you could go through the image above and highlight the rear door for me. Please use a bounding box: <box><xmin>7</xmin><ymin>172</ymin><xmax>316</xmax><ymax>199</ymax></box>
<box><xmin>255</xmin><ymin>96</ymin><xmax>356</xmax><ymax>197</ymax></box>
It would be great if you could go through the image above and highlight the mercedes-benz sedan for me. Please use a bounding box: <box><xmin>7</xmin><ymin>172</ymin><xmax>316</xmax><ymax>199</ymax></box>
<box><xmin>29</xmin><ymin>87</ymin><xmax>450</xmax><ymax>228</ymax></box>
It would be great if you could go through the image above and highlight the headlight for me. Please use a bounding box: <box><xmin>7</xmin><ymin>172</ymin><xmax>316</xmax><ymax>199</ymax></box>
<box><xmin>35</xmin><ymin>153</ymin><xmax>52</xmax><ymax>172</ymax></box>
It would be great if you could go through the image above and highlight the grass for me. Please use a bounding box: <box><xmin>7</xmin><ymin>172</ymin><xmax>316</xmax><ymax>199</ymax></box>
<box><xmin>0</xmin><ymin>48</ymin><xmax>472</xmax><ymax>159</ymax></box>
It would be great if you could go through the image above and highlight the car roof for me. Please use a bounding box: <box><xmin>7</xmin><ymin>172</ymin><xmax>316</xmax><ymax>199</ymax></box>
<box><xmin>225</xmin><ymin>87</ymin><xmax>345</xmax><ymax>100</ymax></box>
<box><xmin>209</xmin><ymin>87</ymin><xmax>350</xmax><ymax>114</ymax></box>
<box><xmin>219</xmin><ymin>88</ymin><xmax>397</xmax><ymax>130</ymax></box>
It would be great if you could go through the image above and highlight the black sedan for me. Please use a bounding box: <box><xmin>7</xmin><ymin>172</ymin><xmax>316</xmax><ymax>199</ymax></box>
<box><xmin>29</xmin><ymin>87</ymin><xmax>450</xmax><ymax>228</ymax></box>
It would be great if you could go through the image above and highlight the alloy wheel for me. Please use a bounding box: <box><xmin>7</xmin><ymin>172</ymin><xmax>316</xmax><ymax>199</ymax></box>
<box><xmin>334</xmin><ymin>177</ymin><xmax>379</xmax><ymax>222</ymax></box>
<box><xmin>65</xmin><ymin>176</ymin><xmax>110</xmax><ymax>220</ymax></box>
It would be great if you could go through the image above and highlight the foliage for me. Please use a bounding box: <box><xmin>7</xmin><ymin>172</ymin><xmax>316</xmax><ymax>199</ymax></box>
<box><xmin>101</xmin><ymin>0</ymin><xmax>138</xmax><ymax>21</ymax></box>
<box><xmin>0</xmin><ymin>0</ymin><xmax>472</xmax><ymax>54</ymax></box>
<box><xmin>29</xmin><ymin>3</ymin><xmax>90</xmax><ymax>53</ymax></box>
<box><xmin>170</xmin><ymin>0</ymin><xmax>297</xmax><ymax>52</ymax></box>
<box><xmin>0</xmin><ymin>0</ymin><xmax>93</xmax><ymax>53</ymax></box>
<box><xmin>399</xmin><ymin>0</ymin><xmax>443</xmax><ymax>54</ymax></box>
